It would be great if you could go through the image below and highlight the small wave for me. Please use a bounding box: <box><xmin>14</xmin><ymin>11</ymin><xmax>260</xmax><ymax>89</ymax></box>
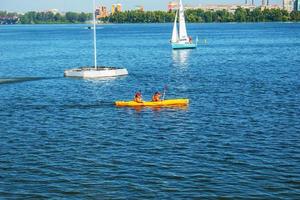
<box><xmin>0</xmin><ymin>77</ymin><xmax>59</xmax><ymax>85</ymax></box>
<box><xmin>63</xmin><ymin>101</ymin><xmax>114</xmax><ymax>109</ymax></box>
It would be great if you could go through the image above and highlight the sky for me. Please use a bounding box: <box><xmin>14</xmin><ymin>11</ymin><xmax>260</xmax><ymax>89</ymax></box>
<box><xmin>1</xmin><ymin>0</ymin><xmax>283</xmax><ymax>13</ymax></box>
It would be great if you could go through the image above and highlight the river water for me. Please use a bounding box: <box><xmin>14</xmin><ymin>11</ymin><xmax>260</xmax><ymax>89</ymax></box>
<box><xmin>0</xmin><ymin>23</ymin><xmax>300</xmax><ymax>199</ymax></box>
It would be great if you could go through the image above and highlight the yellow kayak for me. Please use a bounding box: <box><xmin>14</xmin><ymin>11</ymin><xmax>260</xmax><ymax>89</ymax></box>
<box><xmin>115</xmin><ymin>99</ymin><xmax>189</xmax><ymax>107</ymax></box>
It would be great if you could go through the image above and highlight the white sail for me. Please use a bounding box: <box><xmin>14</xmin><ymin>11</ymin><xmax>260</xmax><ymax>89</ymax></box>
<box><xmin>178</xmin><ymin>0</ymin><xmax>188</xmax><ymax>41</ymax></box>
<box><xmin>171</xmin><ymin>10</ymin><xmax>178</xmax><ymax>43</ymax></box>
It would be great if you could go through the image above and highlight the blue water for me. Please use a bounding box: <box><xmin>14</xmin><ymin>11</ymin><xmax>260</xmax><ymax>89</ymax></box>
<box><xmin>0</xmin><ymin>23</ymin><xmax>300</xmax><ymax>199</ymax></box>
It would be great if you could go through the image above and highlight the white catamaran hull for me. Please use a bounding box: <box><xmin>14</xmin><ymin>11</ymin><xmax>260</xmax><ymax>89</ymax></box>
<box><xmin>64</xmin><ymin>67</ymin><xmax>128</xmax><ymax>78</ymax></box>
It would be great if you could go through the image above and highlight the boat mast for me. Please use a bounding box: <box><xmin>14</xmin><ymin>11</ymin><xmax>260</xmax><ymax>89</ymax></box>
<box><xmin>93</xmin><ymin>0</ymin><xmax>97</xmax><ymax>69</ymax></box>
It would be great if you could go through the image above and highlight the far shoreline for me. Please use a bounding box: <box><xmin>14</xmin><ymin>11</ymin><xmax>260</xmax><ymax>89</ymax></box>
<box><xmin>2</xmin><ymin>8</ymin><xmax>300</xmax><ymax>25</ymax></box>
<box><xmin>1</xmin><ymin>21</ymin><xmax>300</xmax><ymax>26</ymax></box>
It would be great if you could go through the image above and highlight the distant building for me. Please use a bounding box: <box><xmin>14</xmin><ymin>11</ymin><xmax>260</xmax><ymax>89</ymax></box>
<box><xmin>135</xmin><ymin>5</ymin><xmax>144</xmax><ymax>12</ymax></box>
<box><xmin>294</xmin><ymin>0</ymin><xmax>300</xmax><ymax>11</ymax></box>
<box><xmin>186</xmin><ymin>4</ymin><xmax>256</xmax><ymax>13</ymax></box>
<box><xmin>96</xmin><ymin>6</ymin><xmax>108</xmax><ymax>19</ymax></box>
<box><xmin>245</xmin><ymin>0</ymin><xmax>255</xmax><ymax>5</ymax></box>
<box><xmin>260</xmin><ymin>4</ymin><xmax>281</xmax><ymax>10</ymax></box>
<box><xmin>111</xmin><ymin>4</ymin><xmax>116</xmax><ymax>14</ymax></box>
<box><xmin>168</xmin><ymin>1</ymin><xmax>178</xmax><ymax>11</ymax></box>
<box><xmin>0</xmin><ymin>15</ymin><xmax>19</xmax><ymax>25</ymax></box>
<box><xmin>117</xmin><ymin>3</ymin><xmax>122</xmax><ymax>12</ymax></box>
<box><xmin>261</xmin><ymin>0</ymin><xmax>271</xmax><ymax>6</ymax></box>
<box><xmin>283</xmin><ymin>0</ymin><xmax>294</xmax><ymax>12</ymax></box>
<box><xmin>46</xmin><ymin>9</ymin><xmax>59</xmax><ymax>14</ymax></box>
<box><xmin>172</xmin><ymin>1</ymin><xmax>285</xmax><ymax>13</ymax></box>
<box><xmin>111</xmin><ymin>3</ymin><xmax>122</xmax><ymax>14</ymax></box>
<box><xmin>95</xmin><ymin>7</ymin><xmax>100</xmax><ymax>17</ymax></box>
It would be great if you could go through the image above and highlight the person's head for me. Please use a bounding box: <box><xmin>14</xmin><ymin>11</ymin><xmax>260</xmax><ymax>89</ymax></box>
<box><xmin>135</xmin><ymin>92</ymin><xmax>142</xmax><ymax>97</ymax></box>
<box><xmin>155</xmin><ymin>92</ymin><xmax>161</xmax><ymax>96</ymax></box>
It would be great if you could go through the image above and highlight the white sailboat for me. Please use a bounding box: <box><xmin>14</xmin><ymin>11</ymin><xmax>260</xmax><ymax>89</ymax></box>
<box><xmin>64</xmin><ymin>0</ymin><xmax>128</xmax><ymax>78</ymax></box>
<box><xmin>171</xmin><ymin>0</ymin><xmax>197</xmax><ymax>49</ymax></box>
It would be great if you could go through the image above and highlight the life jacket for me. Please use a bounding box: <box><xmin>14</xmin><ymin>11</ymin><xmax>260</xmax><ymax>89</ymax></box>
<box><xmin>134</xmin><ymin>96</ymin><xmax>142</xmax><ymax>103</ymax></box>
<box><xmin>152</xmin><ymin>94</ymin><xmax>160</xmax><ymax>102</ymax></box>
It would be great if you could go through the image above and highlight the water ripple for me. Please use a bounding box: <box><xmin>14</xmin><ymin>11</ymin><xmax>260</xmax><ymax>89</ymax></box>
<box><xmin>0</xmin><ymin>23</ymin><xmax>300</xmax><ymax>199</ymax></box>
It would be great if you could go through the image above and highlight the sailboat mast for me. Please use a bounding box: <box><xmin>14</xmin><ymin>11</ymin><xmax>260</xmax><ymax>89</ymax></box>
<box><xmin>93</xmin><ymin>0</ymin><xmax>97</xmax><ymax>69</ymax></box>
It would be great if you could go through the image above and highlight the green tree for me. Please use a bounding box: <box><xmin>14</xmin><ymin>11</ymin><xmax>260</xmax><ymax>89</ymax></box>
<box><xmin>65</xmin><ymin>12</ymin><xmax>79</xmax><ymax>23</ymax></box>
<box><xmin>234</xmin><ymin>7</ymin><xmax>247</xmax><ymax>22</ymax></box>
<box><xmin>290</xmin><ymin>11</ymin><xmax>300</xmax><ymax>21</ymax></box>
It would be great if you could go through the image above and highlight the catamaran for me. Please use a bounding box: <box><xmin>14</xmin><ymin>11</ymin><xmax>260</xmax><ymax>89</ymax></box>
<box><xmin>64</xmin><ymin>0</ymin><xmax>128</xmax><ymax>78</ymax></box>
<box><xmin>171</xmin><ymin>0</ymin><xmax>197</xmax><ymax>49</ymax></box>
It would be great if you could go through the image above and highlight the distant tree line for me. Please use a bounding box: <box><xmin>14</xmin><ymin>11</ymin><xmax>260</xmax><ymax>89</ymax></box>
<box><xmin>18</xmin><ymin>11</ymin><xmax>92</xmax><ymax>24</ymax></box>
<box><xmin>0</xmin><ymin>11</ymin><xmax>92</xmax><ymax>24</ymax></box>
<box><xmin>1</xmin><ymin>8</ymin><xmax>300</xmax><ymax>24</ymax></box>
<box><xmin>104</xmin><ymin>8</ymin><xmax>300</xmax><ymax>23</ymax></box>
